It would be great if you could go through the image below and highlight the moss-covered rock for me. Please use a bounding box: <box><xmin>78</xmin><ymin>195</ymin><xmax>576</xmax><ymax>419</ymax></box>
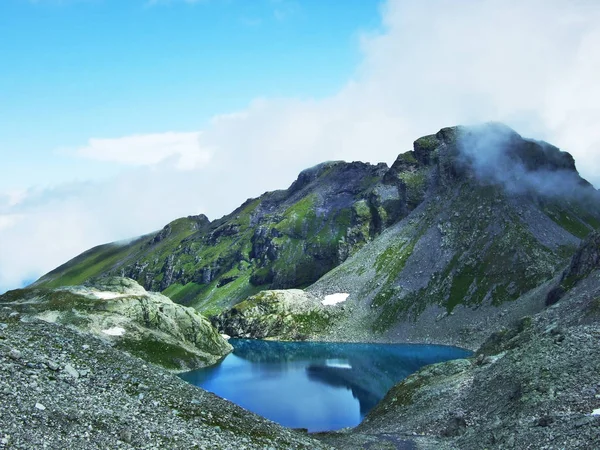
<box><xmin>212</xmin><ymin>289</ymin><xmax>339</xmax><ymax>340</ymax></box>
<box><xmin>0</xmin><ymin>277</ymin><xmax>232</xmax><ymax>371</ymax></box>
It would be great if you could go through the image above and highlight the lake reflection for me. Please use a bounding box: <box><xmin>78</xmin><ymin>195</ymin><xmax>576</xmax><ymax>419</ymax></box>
<box><xmin>179</xmin><ymin>339</ymin><xmax>471</xmax><ymax>432</ymax></box>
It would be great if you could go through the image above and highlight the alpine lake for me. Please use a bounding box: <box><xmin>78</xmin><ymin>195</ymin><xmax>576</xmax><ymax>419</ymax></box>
<box><xmin>179</xmin><ymin>339</ymin><xmax>471</xmax><ymax>432</ymax></box>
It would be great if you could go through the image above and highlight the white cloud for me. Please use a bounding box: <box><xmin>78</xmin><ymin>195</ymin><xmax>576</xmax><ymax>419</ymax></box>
<box><xmin>0</xmin><ymin>215</ymin><xmax>24</xmax><ymax>232</ymax></box>
<box><xmin>73</xmin><ymin>132</ymin><xmax>211</xmax><ymax>170</ymax></box>
<box><xmin>2</xmin><ymin>0</ymin><xmax>600</xmax><ymax>293</ymax></box>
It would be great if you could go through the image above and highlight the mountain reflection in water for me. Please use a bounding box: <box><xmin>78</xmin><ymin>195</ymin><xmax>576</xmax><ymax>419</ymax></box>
<box><xmin>180</xmin><ymin>339</ymin><xmax>471</xmax><ymax>432</ymax></box>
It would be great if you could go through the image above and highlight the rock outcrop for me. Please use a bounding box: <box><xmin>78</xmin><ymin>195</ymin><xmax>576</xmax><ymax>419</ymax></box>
<box><xmin>0</xmin><ymin>277</ymin><xmax>232</xmax><ymax>371</ymax></box>
<box><xmin>212</xmin><ymin>289</ymin><xmax>340</xmax><ymax>340</ymax></box>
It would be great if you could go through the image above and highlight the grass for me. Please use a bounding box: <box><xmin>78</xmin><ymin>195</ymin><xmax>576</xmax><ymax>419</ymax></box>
<box><xmin>399</xmin><ymin>170</ymin><xmax>428</xmax><ymax>208</ymax></box>
<box><xmin>116</xmin><ymin>336</ymin><xmax>210</xmax><ymax>370</ymax></box>
<box><xmin>543</xmin><ymin>202</ymin><xmax>593</xmax><ymax>239</ymax></box>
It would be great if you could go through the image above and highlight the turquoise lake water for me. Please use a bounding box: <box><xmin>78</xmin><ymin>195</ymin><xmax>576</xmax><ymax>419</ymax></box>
<box><xmin>179</xmin><ymin>339</ymin><xmax>471</xmax><ymax>432</ymax></box>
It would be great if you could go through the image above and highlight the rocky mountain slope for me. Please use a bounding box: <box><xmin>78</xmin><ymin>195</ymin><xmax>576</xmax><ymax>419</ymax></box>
<box><xmin>35</xmin><ymin>160</ymin><xmax>409</xmax><ymax>315</ymax></box>
<box><xmin>212</xmin><ymin>124</ymin><xmax>600</xmax><ymax>348</ymax></box>
<box><xmin>0</xmin><ymin>306</ymin><xmax>330</xmax><ymax>449</ymax></box>
<box><xmin>0</xmin><ymin>277</ymin><xmax>231</xmax><ymax>371</ymax></box>
<box><xmin>317</xmin><ymin>229</ymin><xmax>600</xmax><ymax>449</ymax></box>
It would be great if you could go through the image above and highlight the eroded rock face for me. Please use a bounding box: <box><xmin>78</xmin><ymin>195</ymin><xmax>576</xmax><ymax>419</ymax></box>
<box><xmin>212</xmin><ymin>290</ymin><xmax>340</xmax><ymax>341</ymax></box>
<box><xmin>546</xmin><ymin>230</ymin><xmax>600</xmax><ymax>306</ymax></box>
<box><xmin>564</xmin><ymin>230</ymin><xmax>600</xmax><ymax>283</ymax></box>
<box><xmin>0</xmin><ymin>277</ymin><xmax>232</xmax><ymax>371</ymax></box>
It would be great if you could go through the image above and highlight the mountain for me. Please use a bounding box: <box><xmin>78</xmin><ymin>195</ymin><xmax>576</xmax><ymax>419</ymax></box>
<box><xmin>210</xmin><ymin>124</ymin><xmax>600</xmax><ymax>347</ymax></box>
<box><xmin>34</xmin><ymin>124</ymin><xmax>600</xmax><ymax>349</ymax></box>
<box><xmin>4</xmin><ymin>123</ymin><xmax>600</xmax><ymax>449</ymax></box>
<box><xmin>35</xmin><ymin>160</ymin><xmax>409</xmax><ymax>315</ymax></box>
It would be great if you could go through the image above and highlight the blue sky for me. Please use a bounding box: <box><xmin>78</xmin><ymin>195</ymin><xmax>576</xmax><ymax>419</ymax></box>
<box><xmin>1</xmin><ymin>0</ymin><xmax>599</xmax><ymax>293</ymax></box>
<box><xmin>0</xmin><ymin>0</ymin><xmax>381</xmax><ymax>189</ymax></box>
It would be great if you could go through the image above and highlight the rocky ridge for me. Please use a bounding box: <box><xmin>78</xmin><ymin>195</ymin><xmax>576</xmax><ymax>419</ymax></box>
<box><xmin>211</xmin><ymin>289</ymin><xmax>342</xmax><ymax>341</ymax></box>
<box><xmin>35</xmin><ymin>160</ymin><xmax>410</xmax><ymax>314</ymax></box>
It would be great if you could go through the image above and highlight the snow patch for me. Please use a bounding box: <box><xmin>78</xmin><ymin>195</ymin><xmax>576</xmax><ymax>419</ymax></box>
<box><xmin>93</xmin><ymin>291</ymin><xmax>126</xmax><ymax>300</ymax></box>
<box><xmin>221</xmin><ymin>334</ymin><xmax>231</xmax><ymax>340</ymax></box>
<box><xmin>325</xmin><ymin>359</ymin><xmax>352</xmax><ymax>369</ymax></box>
<box><xmin>592</xmin><ymin>409</ymin><xmax>600</xmax><ymax>416</ymax></box>
<box><xmin>102</xmin><ymin>327</ymin><xmax>126</xmax><ymax>336</ymax></box>
<box><xmin>321</xmin><ymin>293</ymin><xmax>349</xmax><ymax>306</ymax></box>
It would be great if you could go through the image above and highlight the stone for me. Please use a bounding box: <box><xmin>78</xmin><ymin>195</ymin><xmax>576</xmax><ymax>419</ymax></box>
<box><xmin>63</xmin><ymin>364</ymin><xmax>79</xmax><ymax>379</ymax></box>
<box><xmin>119</xmin><ymin>429</ymin><xmax>132</xmax><ymax>443</ymax></box>
<box><xmin>34</xmin><ymin>403</ymin><xmax>46</xmax><ymax>411</ymax></box>
<box><xmin>8</xmin><ymin>349</ymin><xmax>21</xmax><ymax>360</ymax></box>
<box><xmin>536</xmin><ymin>415</ymin><xmax>554</xmax><ymax>427</ymax></box>
<box><xmin>46</xmin><ymin>360</ymin><xmax>60</xmax><ymax>371</ymax></box>
<box><xmin>574</xmin><ymin>416</ymin><xmax>595</xmax><ymax>428</ymax></box>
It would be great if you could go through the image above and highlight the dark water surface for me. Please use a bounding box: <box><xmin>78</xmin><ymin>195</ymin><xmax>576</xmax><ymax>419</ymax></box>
<box><xmin>179</xmin><ymin>339</ymin><xmax>471</xmax><ymax>432</ymax></box>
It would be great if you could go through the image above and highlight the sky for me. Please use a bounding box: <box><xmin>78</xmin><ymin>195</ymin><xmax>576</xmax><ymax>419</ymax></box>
<box><xmin>1</xmin><ymin>0</ymin><xmax>599</xmax><ymax>293</ymax></box>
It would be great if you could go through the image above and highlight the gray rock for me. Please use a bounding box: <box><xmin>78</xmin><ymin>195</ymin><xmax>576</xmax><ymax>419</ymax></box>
<box><xmin>574</xmin><ymin>416</ymin><xmax>595</xmax><ymax>428</ymax></box>
<box><xmin>63</xmin><ymin>364</ymin><xmax>79</xmax><ymax>379</ymax></box>
<box><xmin>119</xmin><ymin>429</ymin><xmax>132</xmax><ymax>443</ymax></box>
<box><xmin>8</xmin><ymin>349</ymin><xmax>21</xmax><ymax>360</ymax></box>
<box><xmin>46</xmin><ymin>360</ymin><xmax>60</xmax><ymax>371</ymax></box>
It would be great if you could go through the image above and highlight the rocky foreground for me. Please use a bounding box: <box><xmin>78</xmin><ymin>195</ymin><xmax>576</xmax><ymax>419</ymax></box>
<box><xmin>2</xmin><ymin>237</ymin><xmax>600</xmax><ymax>450</ymax></box>
<box><xmin>0</xmin><ymin>307</ymin><xmax>330</xmax><ymax>450</ymax></box>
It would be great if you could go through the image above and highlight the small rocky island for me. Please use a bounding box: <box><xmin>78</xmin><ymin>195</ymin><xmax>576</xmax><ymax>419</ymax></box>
<box><xmin>2</xmin><ymin>124</ymin><xmax>600</xmax><ymax>449</ymax></box>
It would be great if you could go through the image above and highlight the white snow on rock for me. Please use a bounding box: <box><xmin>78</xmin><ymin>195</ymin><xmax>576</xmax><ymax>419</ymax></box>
<box><xmin>92</xmin><ymin>291</ymin><xmax>126</xmax><ymax>300</ymax></box>
<box><xmin>592</xmin><ymin>408</ymin><xmax>600</xmax><ymax>416</ymax></box>
<box><xmin>321</xmin><ymin>293</ymin><xmax>349</xmax><ymax>306</ymax></box>
<box><xmin>221</xmin><ymin>334</ymin><xmax>231</xmax><ymax>340</ymax></box>
<box><xmin>101</xmin><ymin>327</ymin><xmax>126</xmax><ymax>336</ymax></box>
